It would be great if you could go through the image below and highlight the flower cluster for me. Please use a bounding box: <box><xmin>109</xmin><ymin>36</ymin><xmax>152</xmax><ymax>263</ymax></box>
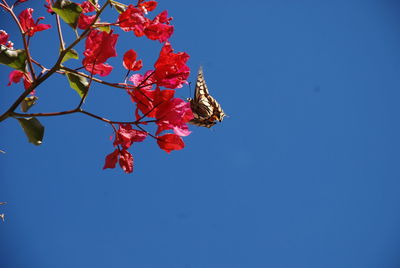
<box><xmin>101</xmin><ymin>2</ymin><xmax>192</xmax><ymax>173</ymax></box>
<box><xmin>1</xmin><ymin>0</ymin><xmax>192</xmax><ymax>173</ymax></box>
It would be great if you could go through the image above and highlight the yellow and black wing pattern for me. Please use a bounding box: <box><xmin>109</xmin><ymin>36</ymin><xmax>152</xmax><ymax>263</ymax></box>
<box><xmin>188</xmin><ymin>67</ymin><xmax>225</xmax><ymax>128</ymax></box>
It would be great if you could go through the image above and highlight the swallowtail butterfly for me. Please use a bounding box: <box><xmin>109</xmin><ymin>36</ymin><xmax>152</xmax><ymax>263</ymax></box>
<box><xmin>187</xmin><ymin>67</ymin><xmax>225</xmax><ymax>128</ymax></box>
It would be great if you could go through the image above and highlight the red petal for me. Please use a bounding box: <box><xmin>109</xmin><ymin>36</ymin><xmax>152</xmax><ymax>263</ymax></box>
<box><xmin>77</xmin><ymin>14</ymin><xmax>96</xmax><ymax>30</ymax></box>
<box><xmin>123</xmin><ymin>49</ymin><xmax>143</xmax><ymax>71</ymax></box>
<box><xmin>23</xmin><ymin>74</ymin><xmax>32</xmax><ymax>90</ymax></box>
<box><xmin>18</xmin><ymin>8</ymin><xmax>51</xmax><ymax>37</ymax></box>
<box><xmin>119</xmin><ymin>149</ymin><xmax>134</xmax><ymax>173</ymax></box>
<box><xmin>83</xmin><ymin>30</ymin><xmax>118</xmax><ymax>64</ymax></box>
<box><xmin>7</xmin><ymin>70</ymin><xmax>24</xmax><ymax>86</ymax></box>
<box><xmin>118</xmin><ymin>5</ymin><xmax>149</xmax><ymax>36</ymax></box>
<box><xmin>144</xmin><ymin>23</ymin><xmax>173</xmax><ymax>43</ymax></box>
<box><xmin>157</xmin><ymin>133</ymin><xmax>185</xmax><ymax>153</ymax></box>
<box><xmin>18</xmin><ymin>8</ymin><xmax>34</xmax><ymax>34</ymax></box>
<box><xmin>128</xmin><ymin>70</ymin><xmax>155</xmax><ymax>90</ymax></box>
<box><xmin>154</xmin><ymin>42</ymin><xmax>190</xmax><ymax>89</ymax></box>
<box><xmin>83</xmin><ymin>61</ymin><xmax>113</xmax><ymax>76</ymax></box>
<box><xmin>139</xmin><ymin>1</ymin><xmax>157</xmax><ymax>12</ymax></box>
<box><xmin>0</xmin><ymin>30</ymin><xmax>9</xmax><ymax>45</ymax></box>
<box><xmin>103</xmin><ymin>149</ymin><xmax>119</xmax><ymax>169</ymax></box>
<box><xmin>44</xmin><ymin>0</ymin><xmax>53</xmax><ymax>13</ymax></box>
<box><xmin>114</xmin><ymin>124</ymin><xmax>147</xmax><ymax>149</ymax></box>
<box><xmin>80</xmin><ymin>1</ymin><xmax>96</xmax><ymax>13</ymax></box>
<box><xmin>29</xmin><ymin>23</ymin><xmax>51</xmax><ymax>36</ymax></box>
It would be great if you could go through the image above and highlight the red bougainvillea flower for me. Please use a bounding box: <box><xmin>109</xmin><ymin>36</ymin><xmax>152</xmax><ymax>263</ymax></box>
<box><xmin>44</xmin><ymin>0</ymin><xmax>53</xmax><ymax>13</ymax></box>
<box><xmin>84</xmin><ymin>30</ymin><xmax>118</xmax><ymax>63</ymax></box>
<box><xmin>157</xmin><ymin>133</ymin><xmax>185</xmax><ymax>153</ymax></box>
<box><xmin>138</xmin><ymin>1</ymin><xmax>157</xmax><ymax>13</ymax></box>
<box><xmin>0</xmin><ymin>30</ymin><xmax>14</xmax><ymax>48</ymax></box>
<box><xmin>118</xmin><ymin>5</ymin><xmax>149</xmax><ymax>37</ymax></box>
<box><xmin>18</xmin><ymin>8</ymin><xmax>51</xmax><ymax>37</ymax></box>
<box><xmin>119</xmin><ymin>5</ymin><xmax>173</xmax><ymax>42</ymax></box>
<box><xmin>80</xmin><ymin>1</ymin><xmax>97</xmax><ymax>13</ymax></box>
<box><xmin>7</xmin><ymin>70</ymin><xmax>24</xmax><ymax>86</ymax></box>
<box><xmin>7</xmin><ymin>70</ymin><xmax>32</xmax><ymax>89</ymax></box>
<box><xmin>0</xmin><ymin>30</ymin><xmax>9</xmax><ymax>45</ymax></box>
<box><xmin>128</xmin><ymin>85</ymin><xmax>192</xmax><ymax>135</ymax></box>
<box><xmin>78</xmin><ymin>14</ymin><xmax>96</xmax><ymax>30</ymax></box>
<box><xmin>103</xmin><ymin>149</ymin><xmax>119</xmax><ymax>169</ymax></box>
<box><xmin>77</xmin><ymin>1</ymin><xmax>98</xmax><ymax>30</ymax></box>
<box><xmin>154</xmin><ymin>42</ymin><xmax>190</xmax><ymax>89</ymax></box>
<box><xmin>123</xmin><ymin>49</ymin><xmax>143</xmax><ymax>71</ymax></box>
<box><xmin>144</xmin><ymin>11</ymin><xmax>174</xmax><ymax>42</ymax></box>
<box><xmin>83</xmin><ymin>29</ymin><xmax>118</xmax><ymax>76</ymax></box>
<box><xmin>129</xmin><ymin>86</ymin><xmax>174</xmax><ymax>118</ymax></box>
<box><xmin>103</xmin><ymin>149</ymin><xmax>134</xmax><ymax>173</ymax></box>
<box><xmin>118</xmin><ymin>149</ymin><xmax>134</xmax><ymax>173</ymax></box>
<box><xmin>82</xmin><ymin>60</ymin><xmax>113</xmax><ymax>76</ymax></box>
<box><xmin>155</xmin><ymin>97</ymin><xmax>193</xmax><ymax>136</ymax></box>
<box><xmin>113</xmin><ymin>124</ymin><xmax>147</xmax><ymax>149</ymax></box>
<box><xmin>128</xmin><ymin>70</ymin><xmax>156</xmax><ymax>90</ymax></box>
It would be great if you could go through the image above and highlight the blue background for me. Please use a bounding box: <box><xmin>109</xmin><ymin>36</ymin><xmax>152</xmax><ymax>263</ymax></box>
<box><xmin>1</xmin><ymin>0</ymin><xmax>400</xmax><ymax>267</ymax></box>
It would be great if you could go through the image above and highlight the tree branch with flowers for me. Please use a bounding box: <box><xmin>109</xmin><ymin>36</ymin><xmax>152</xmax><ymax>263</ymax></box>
<box><xmin>0</xmin><ymin>0</ymin><xmax>194</xmax><ymax>173</ymax></box>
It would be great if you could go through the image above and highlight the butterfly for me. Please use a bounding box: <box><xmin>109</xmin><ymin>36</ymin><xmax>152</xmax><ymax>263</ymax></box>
<box><xmin>187</xmin><ymin>67</ymin><xmax>226</xmax><ymax>128</ymax></box>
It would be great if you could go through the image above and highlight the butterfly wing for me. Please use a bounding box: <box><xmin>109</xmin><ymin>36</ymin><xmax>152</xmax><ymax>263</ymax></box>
<box><xmin>188</xmin><ymin>67</ymin><xmax>226</xmax><ymax>127</ymax></box>
<box><xmin>194</xmin><ymin>66</ymin><xmax>210</xmax><ymax>102</ymax></box>
<box><xmin>188</xmin><ymin>118</ymin><xmax>216</xmax><ymax>128</ymax></box>
<box><xmin>190</xmin><ymin>67</ymin><xmax>214</xmax><ymax>120</ymax></box>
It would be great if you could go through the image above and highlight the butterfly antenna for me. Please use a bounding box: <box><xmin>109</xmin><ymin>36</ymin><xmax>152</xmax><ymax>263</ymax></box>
<box><xmin>188</xmin><ymin>82</ymin><xmax>192</xmax><ymax>98</ymax></box>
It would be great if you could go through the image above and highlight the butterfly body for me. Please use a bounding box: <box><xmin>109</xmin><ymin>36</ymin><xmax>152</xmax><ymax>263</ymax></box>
<box><xmin>187</xmin><ymin>67</ymin><xmax>225</xmax><ymax>128</ymax></box>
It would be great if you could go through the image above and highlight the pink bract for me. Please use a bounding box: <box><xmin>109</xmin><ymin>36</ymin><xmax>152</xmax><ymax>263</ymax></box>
<box><xmin>157</xmin><ymin>134</ymin><xmax>185</xmax><ymax>153</ymax></box>
<box><xmin>18</xmin><ymin>8</ymin><xmax>51</xmax><ymax>37</ymax></box>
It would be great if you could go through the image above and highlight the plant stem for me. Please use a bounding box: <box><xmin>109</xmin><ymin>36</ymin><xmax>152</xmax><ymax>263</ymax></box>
<box><xmin>60</xmin><ymin>66</ymin><xmax>134</xmax><ymax>89</ymax></box>
<box><xmin>11</xmin><ymin>109</ymin><xmax>156</xmax><ymax>126</ymax></box>
<box><xmin>55</xmin><ymin>14</ymin><xmax>65</xmax><ymax>50</ymax></box>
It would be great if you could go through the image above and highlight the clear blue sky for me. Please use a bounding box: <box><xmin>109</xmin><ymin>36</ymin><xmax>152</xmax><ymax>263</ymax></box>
<box><xmin>1</xmin><ymin>0</ymin><xmax>400</xmax><ymax>267</ymax></box>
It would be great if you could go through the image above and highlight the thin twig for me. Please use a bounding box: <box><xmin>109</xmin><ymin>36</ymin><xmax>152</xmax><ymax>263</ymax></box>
<box><xmin>12</xmin><ymin>109</ymin><xmax>78</xmax><ymax>118</ymax></box>
<box><xmin>60</xmin><ymin>66</ymin><xmax>134</xmax><ymax>89</ymax></box>
<box><xmin>12</xmin><ymin>107</ymin><xmax>159</xmax><ymax>126</ymax></box>
<box><xmin>136</xmin><ymin>124</ymin><xmax>157</xmax><ymax>139</ymax></box>
<box><xmin>55</xmin><ymin>13</ymin><xmax>65</xmax><ymax>50</ymax></box>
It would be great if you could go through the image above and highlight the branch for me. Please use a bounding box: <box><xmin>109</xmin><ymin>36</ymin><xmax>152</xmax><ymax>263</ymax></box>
<box><xmin>11</xmin><ymin>109</ymin><xmax>157</xmax><ymax>125</ymax></box>
<box><xmin>0</xmin><ymin>1</ymin><xmax>110</xmax><ymax>122</ymax></box>
<box><xmin>136</xmin><ymin>124</ymin><xmax>157</xmax><ymax>139</ymax></box>
<box><xmin>55</xmin><ymin>13</ymin><xmax>65</xmax><ymax>50</ymax></box>
<box><xmin>60</xmin><ymin>66</ymin><xmax>133</xmax><ymax>89</ymax></box>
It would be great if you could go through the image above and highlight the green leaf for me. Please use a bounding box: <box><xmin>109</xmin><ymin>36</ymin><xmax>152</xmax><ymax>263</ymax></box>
<box><xmin>98</xmin><ymin>25</ymin><xmax>111</xmax><ymax>33</ymax></box>
<box><xmin>0</xmin><ymin>45</ymin><xmax>27</xmax><ymax>71</ymax></box>
<box><xmin>66</xmin><ymin>72</ymin><xmax>88</xmax><ymax>98</ymax></box>
<box><xmin>21</xmin><ymin>96</ymin><xmax>39</xmax><ymax>112</ymax></box>
<box><xmin>110</xmin><ymin>1</ymin><xmax>126</xmax><ymax>13</ymax></box>
<box><xmin>52</xmin><ymin>0</ymin><xmax>83</xmax><ymax>29</ymax></box>
<box><xmin>61</xmin><ymin>49</ymin><xmax>79</xmax><ymax>63</ymax></box>
<box><xmin>16</xmin><ymin>117</ymin><xmax>45</xmax><ymax>146</ymax></box>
